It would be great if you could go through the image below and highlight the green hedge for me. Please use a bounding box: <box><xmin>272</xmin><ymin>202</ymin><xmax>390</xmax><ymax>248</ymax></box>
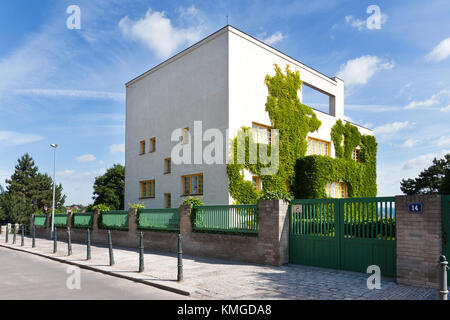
<box><xmin>293</xmin><ymin>155</ymin><xmax>376</xmax><ymax>199</ymax></box>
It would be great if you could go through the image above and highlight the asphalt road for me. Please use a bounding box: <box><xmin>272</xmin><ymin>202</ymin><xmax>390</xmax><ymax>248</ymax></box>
<box><xmin>0</xmin><ymin>247</ymin><xmax>188</xmax><ymax>300</ymax></box>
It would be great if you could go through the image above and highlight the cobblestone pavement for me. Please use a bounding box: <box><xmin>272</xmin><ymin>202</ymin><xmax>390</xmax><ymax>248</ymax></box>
<box><xmin>0</xmin><ymin>236</ymin><xmax>436</xmax><ymax>300</ymax></box>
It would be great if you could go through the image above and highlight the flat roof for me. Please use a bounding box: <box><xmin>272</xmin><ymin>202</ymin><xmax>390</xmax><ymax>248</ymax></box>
<box><xmin>126</xmin><ymin>24</ymin><xmax>339</xmax><ymax>87</ymax></box>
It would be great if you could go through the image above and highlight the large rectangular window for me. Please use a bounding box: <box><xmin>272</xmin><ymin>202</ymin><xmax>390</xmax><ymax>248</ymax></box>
<box><xmin>252</xmin><ymin>122</ymin><xmax>273</xmax><ymax>145</ymax></box>
<box><xmin>140</xmin><ymin>180</ymin><xmax>155</xmax><ymax>199</ymax></box>
<box><xmin>182</xmin><ymin>173</ymin><xmax>203</xmax><ymax>196</ymax></box>
<box><xmin>252</xmin><ymin>176</ymin><xmax>262</xmax><ymax>191</ymax></box>
<box><xmin>325</xmin><ymin>182</ymin><xmax>348</xmax><ymax>198</ymax></box>
<box><xmin>307</xmin><ymin>137</ymin><xmax>330</xmax><ymax>156</ymax></box>
<box><xmin>352</xmin><ymin>148</ymin><xmax>361</xmax><ymax>162</ymax></box>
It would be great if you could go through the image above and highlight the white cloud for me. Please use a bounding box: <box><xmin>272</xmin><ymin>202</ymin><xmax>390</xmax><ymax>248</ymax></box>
<box><xmin>402</xmin><ymin>138</ymin><xmax>418</xmax><ymax>148</ymax></box>
<box><xmin>405</xmin><ymin>89</ymin><xmax>450</xmax><ymax>109</ymax></box>
<box><xmin>437</xmin><ymin>136</ymin><xmax>450</xmax><ymax>148</ymax></box>
<box><xmin>76</xmin><ymin>154</ymin><xmax>96</xmax><ymax>163</ymax></box>
<box><xmin>404</xmin><ymin>97</ymin><xmax>438</xmax><ymax>109</ymax></box>
<box><xmin>426</xmin><ymin>37</ymin><xmax>450</xmax><ymax>62</ymax></box>
<box><xmin>56</xmin><ymin>170</ymin><xmax>76</xmax><ymax>177</ymax></box>
<box><xmin>440</xmin><ymin>105</ymin><xmax>450</xmax><ymax>112</ymax></box>
<box><xmin>260</xmin><ymin>32</ymin><xmax>287</xmax><ymax>46</ymax></box>
<box><xmin>336</xmin><ymin>55</ymin><xmax>394</xmax><ymax>86</ymax></box>
<box><xmin>373</xmin><ymin>121</ymin><xmax>410</xmax><ymax>135</ymax></box>
<box><xmin>0</xmin><ymin>130</ymin><xmax>43</xmax><ymax>147</ymax></box>
<box><xmin>345</xmin><ymin>15</ymin><xmax>366</xmax><ymax>31</ymax></box>
<box><xmin>402</xmin><ymin>150</ymin><xmax>450</xmax><ymax>170</ymax></box>
<box><xmin>119</xmin><ymin>8</ymin><xmax>205</xmax><ymax>59</ymax></box>
<box><xmin>109</xmin><ymin>144</ymin><xmax>125</xmax><ymax>154</ymax></box>
<box><xmin>13</xmin><ymin>89</ymin><xmax>125</xmax><ymax>101</ymax></box>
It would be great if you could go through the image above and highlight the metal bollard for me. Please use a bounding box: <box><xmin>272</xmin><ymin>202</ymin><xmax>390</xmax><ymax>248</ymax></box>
<box><xmin>438</xmin><ymin>255</ymin><xmax>449</xmax><ymax>300</ymax></box>
<box><xmin>87</xmin><ymin>228</ymin><xmax>91</xmax><ymax>260</ymax></box>
<box><xmin>21</xmin><ymin>224</ymin><xmax>24</xmax><ymax>246</ymax></box>
<box><xmin>12</xmin><ymin>225</ymin><xmax>16</xmax><ymax>244</ymax></box>
<box><xmin>177</xmin><ymin>234</ymin><xmax>183</xmax><ymax>282</ymax></box>
<box><xmin>32</xmin><ymin>225</ymin><xmax>36</xmax><ymax>248</ymax></box>
<box><xmin>53</xmin><ymin>227</ymin><xmax>57</xmax><ymax>253</ymax></box>
<box><xmin>67</xmin><ymin>228</ymin><xmax>72</xmax><ymax>256</ymax></box>
<box><xmin>108</xmin><ymin>230</ymin><xmax>114</xmax><ymax>266</ymax></box>
<box><xmin>139</xmin><ymin>232</ymin><xmax>144</xmax><ymax>272</ymax></box>
<box><xmin>6</xmin><ymin>224</ymin><xmax>9</xmax><ymax>243</ymax></box>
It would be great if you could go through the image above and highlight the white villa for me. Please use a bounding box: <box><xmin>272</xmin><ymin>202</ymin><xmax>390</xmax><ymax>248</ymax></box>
<box><xmin>124</xmin><ymin>25</ymin><xmax>373</xmax><ymax>209</ymax></box>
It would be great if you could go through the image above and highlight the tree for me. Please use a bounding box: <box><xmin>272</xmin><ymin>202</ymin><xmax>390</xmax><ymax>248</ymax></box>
<box><xmin>441</xmin><ymin>169</ymin><xmax>450</xmax><ymax>195</ymax></box>
<box><xmin>92</xmin><ymin>164</ymin><xmax>125</xmax><ymax>210</ymax></box>
<box><xmin>400</xmin><ymin>153</ymin><xmax>450</xmax><ymax>195</ymax></box>
<box><xmin>2</xmin><ymin>154</ymin><xmax>66</xmax><ymax>223</ymax></box>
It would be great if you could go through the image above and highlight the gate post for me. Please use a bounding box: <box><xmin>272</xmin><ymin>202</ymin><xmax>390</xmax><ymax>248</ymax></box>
<box><xmin>396</xmin><ymin>194</ymin><xmax>442</xmax><ymax>288</ymax></box>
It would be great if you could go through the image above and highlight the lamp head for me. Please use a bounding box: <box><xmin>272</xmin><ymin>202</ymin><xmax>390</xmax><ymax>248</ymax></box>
<box><xmin>50</xmin><ymin>144</ymin><xmax>58</xmax><ymax>148</ymax></box>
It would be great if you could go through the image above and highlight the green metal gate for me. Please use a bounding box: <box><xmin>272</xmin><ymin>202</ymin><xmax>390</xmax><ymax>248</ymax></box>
<box><xmin>289</xmin><ymin>197</ymin><xmax>396</xmax><ymax>277</ymax></box>
<box><xmin>442</xmin><ymin>195</ymin><xmax>450</xmax><ymax>285</ymax></box>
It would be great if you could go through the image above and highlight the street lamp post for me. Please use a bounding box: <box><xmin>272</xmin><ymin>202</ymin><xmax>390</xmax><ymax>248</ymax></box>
<box><xmin>50</xmin><ymin>144</ymin><xmax>58</xmax><ymax>239</ymax></box>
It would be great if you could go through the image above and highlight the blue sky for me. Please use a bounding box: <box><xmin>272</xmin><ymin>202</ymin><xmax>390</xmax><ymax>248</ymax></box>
<box><xmin>0</xmin><ymin>0</ymin><xmax>449</xmax><ymax>205</ymax></box>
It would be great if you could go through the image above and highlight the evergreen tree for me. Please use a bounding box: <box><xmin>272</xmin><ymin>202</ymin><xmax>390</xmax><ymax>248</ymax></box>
<box><xmin>400</xmin><ymin>154</ymin><xmax>450</xmax><ymax>195</ymax></box>
<box><xmin>92</xmin><ymin>164</ymin><xmax>125</xmax><ymax>210</ymax></box>
<box><xmin>2</xmin><ymin>153</ymin><xmax>66</xmax><ymax>223</ymax></box>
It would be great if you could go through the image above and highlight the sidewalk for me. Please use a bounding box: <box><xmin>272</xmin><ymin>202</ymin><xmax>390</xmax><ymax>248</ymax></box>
<box><xmin>0</xmin><ymin>235</ymin><xmax>436</xmax><ymax>300</ymax></box>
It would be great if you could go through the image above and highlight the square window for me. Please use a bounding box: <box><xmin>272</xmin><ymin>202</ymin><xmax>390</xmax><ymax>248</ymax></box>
<box><xmin>140</xmin><ymin>180</ymin><xmax>155</xmax><ymax>198</ymax></box>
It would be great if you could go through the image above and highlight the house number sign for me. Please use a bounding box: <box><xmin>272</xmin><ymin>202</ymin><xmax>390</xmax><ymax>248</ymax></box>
<box><xmin>408</xmin><ymin>202</ymin><xmax>422</xmax><ymax>213</ymax></box>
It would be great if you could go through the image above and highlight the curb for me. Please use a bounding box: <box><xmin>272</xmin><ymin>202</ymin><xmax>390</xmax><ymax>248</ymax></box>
<box><xmin>0</xmin><ymin>244</ymin><xmax>191</xmax><ymax>297</ymax></box>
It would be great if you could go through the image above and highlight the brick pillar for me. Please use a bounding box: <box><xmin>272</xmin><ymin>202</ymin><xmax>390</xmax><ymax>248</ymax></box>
<box><xmin>129</xmin><ymin>208</ymin><xmax>138</xmax><ymax>233</ymax></box>
<box><xmin>258</xmin><ymin>199</ymin><xmax>290</xmax><ymax>266</ymax></box>
<box><xmin>396</xmin><ymin>194</ymin><xmax>442</xmax><ymax>288</ymax></box>
<box><xmin>179</xmin><ymin>205</ymin><xmax>192</xmax><ymax>236</ymax></box>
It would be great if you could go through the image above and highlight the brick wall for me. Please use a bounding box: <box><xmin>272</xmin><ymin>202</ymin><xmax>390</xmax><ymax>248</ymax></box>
<box><xmin>396</xmin><ymin>194</ymin><xmax>442</xmax><ymax>288</ymax></box>
<box><xmin>31</xmin><ymin>200</ymin><xmax>290</xmax><ymax>266</ymax></box>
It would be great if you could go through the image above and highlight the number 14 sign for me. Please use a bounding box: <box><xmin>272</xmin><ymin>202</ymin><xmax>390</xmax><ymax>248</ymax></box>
<box><xmin>408</xmin><ymin>202</ymin><xmax>422</xmax><ymax>213</ymax></box>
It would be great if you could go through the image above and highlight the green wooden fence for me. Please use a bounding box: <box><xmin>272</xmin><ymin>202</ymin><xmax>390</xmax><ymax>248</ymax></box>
<box><xmin>138</xmin><ymin>208</ymin><xmax>180</xmax><ymax>231</ymax></box>
<box><xmin>100</xmin><ymin>210</ymin><xmax>129</xmax><ymax>230</ymax></box>
<box><xmin>72</xmin><ymin>212</ymin><xmax>93</xmax><ymax>229</ymax></box>
<box><xmin>34</xmin><ymin>215</ymin><xmax>47</xmax><ymax>227</ymax></box>
<box><xmin>193</xmin><ymin>205</ymin><xmax>258</xmax><ymax>234</ymax></box>
<box><xmin>290</xmin><ymin>197</ymin><xmax>396</xmax><ymax>277</ymax></box>
<box><xmin>53</xmin><ymin>214</ymin><xmax>68</xmax><ymax>227</ymax></box>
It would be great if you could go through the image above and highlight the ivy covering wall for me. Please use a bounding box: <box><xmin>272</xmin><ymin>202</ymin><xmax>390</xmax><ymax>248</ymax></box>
<box><xmin>227</xmin><ymin>65</ymin><xmax>377</xmax><ymax>203</ymax></box>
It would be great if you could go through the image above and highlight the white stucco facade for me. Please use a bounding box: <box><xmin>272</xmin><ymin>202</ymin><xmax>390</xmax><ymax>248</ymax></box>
<box><xmin>124</xmin><ymin>25</ymin><xmax>373</xmax><ymax>209</ymax></box>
